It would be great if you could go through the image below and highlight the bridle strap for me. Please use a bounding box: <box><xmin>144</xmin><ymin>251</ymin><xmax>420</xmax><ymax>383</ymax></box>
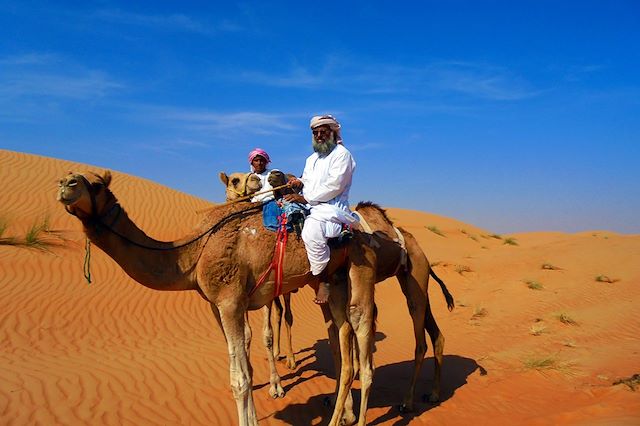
<box><xmin>230</xmin><ymin>173</ymin><xmax>252</xmax><ymax>197</ymax></box>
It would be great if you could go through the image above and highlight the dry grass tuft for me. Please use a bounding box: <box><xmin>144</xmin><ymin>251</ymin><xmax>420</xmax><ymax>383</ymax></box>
<box><xmin>595</xmin><ymin>275</ymin><xmax>619</xmax><ymax>283</ymax></box>
<box><xmin>0</xmin><ymin>215</ymin><xmax>68</xmax><ymax>251</ymax></box>
<box><xmin>523</xmin><ymin>356</ymin><xmax>557</xmax><ymax>370</ymax></box>
<box><xmin>0</xmin><ymin>217</ymin><xmax>17</xmax><ymax>245</ymax></box>
<box><xmin>530</xmin><ymin>323</ymin><xmax>547</xmax><ymax>336</ymax></box>
<box><xmin>524</xmin><ymin>279</ymin><xmax>544</xmax><ymax>290</ymax></box>
<box><xmin>503</xmin><ymin>237</ymin><xmax>519</xmax><ymax>246</ymax></box>
<box><xmin>542</xmin><ymin>262</ymin><xmax>561</xmax><ymax>270</ymax></box>
<box><xmin>455</xmin><ymin>264</ymin><xmax>473</xmax><ymax>274</ymax></box>
<box><xmin>426</xmin><ymin>225</ymin><xmax>445</xmax><ymax>237</ymax></box>
<box><xmin>556</xmin><ymin>313</ymin><xmax>578</xmax><ymax>326</ymax></box>
<box><xmin>471</xmin><ymin>306</ymin><xmax>488</xmax><ymax>319</ymax></box>
<box><xmin>460</xmin><ymin>229</ymin><xmax>479</xmax><ymax>241</ymax></box>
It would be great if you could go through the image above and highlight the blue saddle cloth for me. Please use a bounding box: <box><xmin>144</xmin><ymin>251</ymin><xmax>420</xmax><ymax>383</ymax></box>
<box><xmin>262</xmin><ymin>200</ymin><xmax>308</xmax><ymax>232</ymax></box>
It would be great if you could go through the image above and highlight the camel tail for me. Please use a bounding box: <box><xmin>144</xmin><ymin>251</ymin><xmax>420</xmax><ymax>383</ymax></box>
<box><xmin>430</xmin><ymin>268</ymin><xmax>455</xmax><ymax>311</ymax></box>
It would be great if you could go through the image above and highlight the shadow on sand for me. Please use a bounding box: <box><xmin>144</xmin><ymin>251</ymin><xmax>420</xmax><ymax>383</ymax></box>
<box><xmin>270</xmin><ymin>335</ymin><xmax>485</xmax><ymax>425</ymax></box>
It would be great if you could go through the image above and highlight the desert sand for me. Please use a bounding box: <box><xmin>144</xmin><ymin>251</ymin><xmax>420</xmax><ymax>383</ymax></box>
<box><xmin>1</xmin><ymin>148</ymin><xmax>639</xmax><ymax>425</ymax></box>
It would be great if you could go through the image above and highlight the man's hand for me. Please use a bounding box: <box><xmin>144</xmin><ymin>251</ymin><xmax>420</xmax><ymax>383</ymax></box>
<box><xmin>288</xmin><ymin>176</ymin><xmax>303</xmax><ymax>191</ymax></box>
<box><xmin>283</xmin><ymin>193</ymin><xmax>307</xmax><ymax>204</ymax></box>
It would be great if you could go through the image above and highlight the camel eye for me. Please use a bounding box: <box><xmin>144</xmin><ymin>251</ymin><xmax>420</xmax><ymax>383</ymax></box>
<box><xmin>231</xmin><ymin>177</ymin><xmax>240</xmax><ymax>186</ymax></box>
<box><xmin>68</xmin><ymin>179</ymin><xmax>78</xmax><ymax>187</ymax></box>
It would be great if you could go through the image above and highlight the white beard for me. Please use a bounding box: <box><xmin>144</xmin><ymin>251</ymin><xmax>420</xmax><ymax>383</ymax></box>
<box><xmin>312</xmin><ymin>133</ymin><xmax>337</xmax><ymax>156</ymax></box>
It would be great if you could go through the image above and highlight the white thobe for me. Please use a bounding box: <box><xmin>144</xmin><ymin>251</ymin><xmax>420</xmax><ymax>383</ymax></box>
<box><xmin>251</xmin><ymin>168</ymin><xmax>280</xmax><ymax>203</ymax></box>
<box><xmin>300</xmin><ymin>144</ymin><xmax>358</xmax><ymax>275</ymax></box>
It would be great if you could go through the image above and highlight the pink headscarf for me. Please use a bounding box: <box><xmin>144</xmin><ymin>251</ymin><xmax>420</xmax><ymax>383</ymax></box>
<box><xmin>310</xmin><ymin>114</ymin><xmax>343</xmax><ymax>144</ymax></box>
<box><xmin>248</xmin><ymin>148</ymin><xmax>271</xmax><ymax>164</ymax></box>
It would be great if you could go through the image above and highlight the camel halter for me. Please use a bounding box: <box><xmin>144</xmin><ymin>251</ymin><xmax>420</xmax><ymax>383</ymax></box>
<box><xmin>228</xmin><ymin>173</ymin><xmax>252</xmax><ymax>198</ymax></box>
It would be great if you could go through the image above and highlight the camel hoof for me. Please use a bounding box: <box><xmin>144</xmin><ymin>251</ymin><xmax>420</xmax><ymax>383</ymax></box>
<box><xmin>269</xmin><ymin>384</ymin><xmax>285</xmax><ymax>399</ymax></box>
<box><xmin>398</xmin><ymin>403</ymin><xmax>412</xmax><ymax>413</ymax></box>
<box><xmin>422</xmin><ymin>392</ymin><xmax>439</xmax><ymax>403</ymax></box>
<box><xmin>285</xmin><ymin>357</ymin><xmax>297</xmax><ymax>370</ymax></box>
<box><xmin>340</xmin><ymin>412</ymin><xmax>357</xmax><ymax>426</ymax></box>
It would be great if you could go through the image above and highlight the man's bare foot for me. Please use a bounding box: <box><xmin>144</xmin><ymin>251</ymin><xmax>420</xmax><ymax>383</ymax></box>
<box><xmin>313</xmin><ymin>282</ymin><xmax>330</xmax><ymax>304</ymax></box>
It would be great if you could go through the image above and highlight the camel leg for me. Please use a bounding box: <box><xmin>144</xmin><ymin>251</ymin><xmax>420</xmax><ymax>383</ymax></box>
<box><xmin>328</xmin><ymin>319</ymin><xmax>355</xmax><ymax>426</ymax></box>
<box><xmin>215</xmin><ymin>301</ymin><xmax>258</xmax><ymax>426</ymax></box>
<box><xmin>261</xmin><ymin>303</ymin><xmax>285</xmax><ymax>398</ymax></box>
<box><xmin>348</xmin><ymin>264</ymin><xmax>376</xmax><ymax>426</ymax></box>
<box><xmin>272</xmin><ymin>297</ymin><xmax>283</xmax><ymax>360</ymax></box>
<box><xmin>282</xmin><ymin>293</ymin><xmax>297</xmax><ymax>369</ymax></box>
<box><xmin>320</xmin><ymin>270</ymin><xmax>356</xmax><ymax>426</ymax></box>
<box><xmin>396</xmin><ymin>269</ymin><xmax>428</xmax><ymax>413</ymax></box>
<box><xmin>424</xmin><ymin>291</ymin><xmax>445</xmax><ymax>403</ymax></box>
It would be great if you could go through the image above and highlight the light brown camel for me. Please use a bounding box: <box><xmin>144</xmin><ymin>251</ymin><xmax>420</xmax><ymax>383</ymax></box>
<box><xmin>58</xmin><ymin>170</ymin><xmax>453</xmax><ymax>426</ymax></box>
<box><xmin>218</xmin><ymin>170</ymin><xmax>298</xmax><ymax>402</ymax></box>
<box><xmin>219</xmin><ymin>172</ymin><xmax>297</xmax><ymax>371</ymax></box>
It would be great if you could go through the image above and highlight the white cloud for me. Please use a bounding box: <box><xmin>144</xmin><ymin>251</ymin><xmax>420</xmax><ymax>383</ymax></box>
<box><xmin>138</xmin><ymin>107</ymin><xmax>299</xmax><ymax>136</ymax></box>
<box><xmin>232</xmin><ymin>59</ymin><xmax>541</xmax><ymax>101</ymax></box>
<box><xmin>1</xmin><ymin>71</ymin><xmax>122</xmax><ymax>99</ymax></box>
<box><xmin>92</xmin><ymin>9</ymin><xmax>243</xmax><ymax>35</ymax></box>
<box><xmin>0</xmin><ymin>53</ymin><xmax>123</xmax><ymax>100</ymax></box>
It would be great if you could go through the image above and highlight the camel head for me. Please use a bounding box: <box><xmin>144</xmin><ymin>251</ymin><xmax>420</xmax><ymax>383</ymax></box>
<box><xmin>218</xmin><ymin>172</ymin><xmax>261</xmax><ymax>201</ymax></box>
<box><xmin>57</xmin><ymin>170</ymin><xmax>116</xmax><ymax>221</ymax></box>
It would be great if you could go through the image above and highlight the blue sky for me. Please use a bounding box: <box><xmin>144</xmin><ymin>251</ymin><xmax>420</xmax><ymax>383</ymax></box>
<box><xmin>1</xmin><ymin>1</ymin><xmax>639</xmax><ymax>233</ymax></box>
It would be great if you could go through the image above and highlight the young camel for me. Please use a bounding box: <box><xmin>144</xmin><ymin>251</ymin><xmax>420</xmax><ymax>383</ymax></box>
<box><xmin>219</xmin><ymin>172</ymin><xmax>297</xmax><ymax>370</ymax></box>
<box><xmin>219</xmin><ymin>171</ymin><xmax>298</xmax><ymax>399</ymax></box>
<box><xmin>58</xmin><ymin>170</ymin><xmax>452</xmax><ymax>426</ymax></box>
<box><xmin>219</xmin><ymin>171</ymin><xmax>455</xmax><ymax>420</ymax></box>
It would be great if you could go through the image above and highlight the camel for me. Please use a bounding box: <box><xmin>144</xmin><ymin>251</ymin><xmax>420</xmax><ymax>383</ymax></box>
<box><xmin>58</xmin><ymin>170</ymin><xmax>453</xmax><ymax>426</ymax></box>
<box><xmin>219</xmin><ymin>172</ymin><xmax>297</xmax><ymax>371</ymax></box>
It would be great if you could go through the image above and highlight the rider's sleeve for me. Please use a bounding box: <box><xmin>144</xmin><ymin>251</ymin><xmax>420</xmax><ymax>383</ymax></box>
<box><xmin>302</xmin><ymin>151</ymin><xmax>354</xmax><ymax>205</ymax></box>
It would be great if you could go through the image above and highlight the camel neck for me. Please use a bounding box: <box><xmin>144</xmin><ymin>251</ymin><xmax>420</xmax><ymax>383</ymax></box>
<box><xmin>84</xmin><ymin>208</ymin><xmax>200</xmax><ymax>292</ymax></box>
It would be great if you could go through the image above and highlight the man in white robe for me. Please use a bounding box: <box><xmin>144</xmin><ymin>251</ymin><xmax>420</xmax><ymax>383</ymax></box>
<box><xmin>285</xmin><ymin>115</ymin><xmax>358</xmax><ymax>304</ymax></box>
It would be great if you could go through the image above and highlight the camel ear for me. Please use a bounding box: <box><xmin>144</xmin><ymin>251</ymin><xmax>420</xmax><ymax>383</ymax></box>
<box><xmin>219</xmin><ymin>172</ymin><xmax>229</xmax><ymax>187</ymax></box>
<box><xmin>102</xmin><ymin>170</ymin><xmax>112</xmax><ymax>187</ymax></box>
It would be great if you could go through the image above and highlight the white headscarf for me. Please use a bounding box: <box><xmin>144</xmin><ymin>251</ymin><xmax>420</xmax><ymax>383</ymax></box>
<box><xmin>310</xmin><ymin>114</ymin><xmax>343</xmax><ymax>144</ymax></box>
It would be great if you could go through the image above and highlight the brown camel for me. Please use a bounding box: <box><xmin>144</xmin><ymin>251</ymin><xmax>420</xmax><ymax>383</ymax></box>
<box><xmin>218</xmin><ymin>170</ymin><xmax>298</xmax><ymax>399</ymax></box>
<box><xmin>219</xmin><ymin>172</ymin><xmax>298</xmax><ymax>371</ymax></box>
<box><xmin>219</xmin><ymin>171</ymin><xmax>455</xmax><ymax>421</ymax></box>
<box><xmin>58</xmin><ymin>170</ymin><xmax>453</xmax><ymax>426</ymax></box>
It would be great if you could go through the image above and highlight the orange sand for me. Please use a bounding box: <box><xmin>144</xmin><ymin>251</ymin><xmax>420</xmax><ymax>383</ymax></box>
<box><xmin>1</xmin><ymin>149</ymin><xmax>639</xmax><ymax>425</ymax></box>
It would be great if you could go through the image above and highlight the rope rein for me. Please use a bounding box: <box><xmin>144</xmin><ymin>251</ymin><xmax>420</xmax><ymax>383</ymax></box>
<box><xmin>83</xmin><ymin>238</ymin><xmax>92</xmax><ymax>284</ymax></box>
<box><xmin>196</xmin><ymin>182</ymin><xmax>292</xmax><ymax>214</ymax></box>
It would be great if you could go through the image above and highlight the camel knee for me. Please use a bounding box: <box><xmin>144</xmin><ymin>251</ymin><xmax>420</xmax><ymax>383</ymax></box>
<box><xmin>230</xmin><ymin>379</ymin><xmax>251</xmax><ymax>398</ymax></box>
<box><xmin>432</xmin><ymin>333</ymin><xmax>445</xmax><ymax>356</ymax></box>
<box><xmin>359</xmin><ymin>366</ymin><xmax>374</xmax><ymax>388</ymax></box>
<box><xmin>284</xmin><ymin>311</ymin><xmax>293</xmax><ymax>325</ymax></box>
<box><xmin>414</xmin><ymin>341</ymin><xmax>427</xmax><ymax>358</ymax></box>
<box><xmin>263</xmin><ymin>333</ymin><xmax>274</xmax><ymax>351</ymax></box>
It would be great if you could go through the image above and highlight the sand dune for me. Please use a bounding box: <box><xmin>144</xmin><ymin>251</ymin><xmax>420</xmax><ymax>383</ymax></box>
<box><xmin>1</xmin><ymin>149</ymin><xmax>639</xmax><ymax>425</ymax></box>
